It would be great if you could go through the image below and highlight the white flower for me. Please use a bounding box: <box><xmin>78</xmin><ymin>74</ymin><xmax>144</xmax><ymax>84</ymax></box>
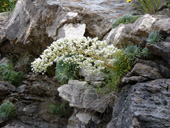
<box><xmin>31</xmin><ymin>37</ymin><xmax>119</xmax><ymax>74</ymax></box>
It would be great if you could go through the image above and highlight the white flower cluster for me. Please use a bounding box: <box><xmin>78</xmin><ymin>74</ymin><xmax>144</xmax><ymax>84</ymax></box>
<box><xmin>31</xmin><ymin>37</ymin><xmax>119</xmax><ymax>74</ymax></box>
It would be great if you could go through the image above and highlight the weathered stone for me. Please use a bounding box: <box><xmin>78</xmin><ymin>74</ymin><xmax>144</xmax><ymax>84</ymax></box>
<box><xmin>2</xmin><ymin>122</ymin><xmax>32</xmax><ymax>128</ymax></box>
<box><xmin>121</xmin><ymin>76</ymin><xmax>148</xmax><ymax>86</ymax></box>
<box><xmin>58</xmin><ymin>80</ymin><xmax>110</xmax><ymax>113</ymax></box>
<box><xmin>0</xmin><ymin>12</ymin><xmax>9</xmax><ymax>44</ymax></box>
<box><xmin>0</xmin><ymin>81</ymin><xmax>16</xmax><ymax>92</ymax></box>
<box><xmin>105</xmin><ymin>14</ymin><xmax>170</xmax><ymax>48</ymax></box>
<box><xmin>147</xmin><ymin>42</ymin><xmax>170</xmax><ymax>60</ymax></box>
<box><xmin>0</xmin><ymin>57</ymin><xmax>9</xmax><ymax>65</ymax></box>
<box><xmin>76</xmin><ymin>112</ymin><xmax>92</xmax><ymax>124</ymax></box>
<box><xmin>29</xmin><ymin>81</ymin><xmax>59</xmax><ymax>97</ymax></box>
<box><xmin>0</xmin><ymin>84</ymin><xmax>9</xmax><ymax>96</ymax></box>
<box><xmin>67</xmin><ymin>110</ymin><xmax>101</xmax><ymax>128</ymax></box>
<box><xmin>130</xmin><ymin>62</ymin><xmax>163</xmax><ymax>79</ymax></box>
<box><xmin>76</xmin><ymin>111</ymin><xmax>100</xmax><ymax>125</ymax></box>
<box><xmin>153</xmin><ymin>17</ymin><xmax>170</xmax><ymax>35</ymax></box>
<box><xmin>107</xmin><ymin>79</ymin><xmax>170</xmax><ymax>128</ymax></box>
<box><xmin>67</xmin><ymin>112</ymin><xmax>86</xmax><ymax>128</ymax></box>
<box><xmin>132</xmin><ymin>14</ymin><xmax>157</xmax><ymax>36</ymax></box>
<box><xmin>14</xmin><ymin>53</ymin><xmax>34</xmax><ymax>73</ymax></box>
<box><xmin>17</xmin><ymin>85</ymin><xmax>27</xmax><ymax>93</ymax></box>
<box><xmin>79</xmin><ymin>68</ymin><xmax>104</xmax><ymax>82</ymax></box>
<box><xmin>1</xmin><ymin>0</ymin><xmax>133</xmax><ymax>56</ymax></box>
<box><xmin>57</xmin><ymin>23</ymin><xmax>86</xmax><ymax>39</ymax></box>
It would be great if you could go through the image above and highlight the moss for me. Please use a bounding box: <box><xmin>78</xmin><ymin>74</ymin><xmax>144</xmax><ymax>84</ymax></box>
<box><xmin>113</xmin><ymin>14</ymin><xmax>141</xmax><ymax>28</ymax></box>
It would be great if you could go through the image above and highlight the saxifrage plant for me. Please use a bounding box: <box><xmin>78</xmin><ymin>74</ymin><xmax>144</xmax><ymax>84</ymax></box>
<box><xmin>31</xmin><ymin>37</ymin><xmax>150</xmax><ymax>93</ymax></box>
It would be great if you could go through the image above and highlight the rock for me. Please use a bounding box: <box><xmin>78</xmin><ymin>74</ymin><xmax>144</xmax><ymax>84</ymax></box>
<box><xmin>147</xmin><ymin>42</ymin><xmax>170</xmax><ymax>60</ymax></box>
<box><xmin>57</xmin><ymin>23</ymin><xmax>86</xmax><ymax>39</ymax></box>
<box><xmin>1</xmin><ymin>0</ymin><xmax>133</xmax><ymax>56</ymax></box>
<box><xmin>0</xmin><ymin>81</ymin><xmax>16</xmax><ymax>92</ymax></box>
<box><xmin>107</xmin><ymin>79</ymin><xmax>170</xmax><ymax>128</ymax></box>
<box><xmin>28</xmin><ymin>80</ymin><xmax>59</xmax><ymax>97</ymax></box>
<box><xmin>17</xmin><ymin>85</ymin><xmax>27</xmax><ymax>93</ymax></box>
<box><xmin>76</xmin><ymin>112</ymin><xmax>92</xmax><ymax>124</ymax></box>
<box><xmin>58</xmin><ymin>80</ymin><xmax>110</xmax><ymax>113</ymax></box>
<box><xmin>67</xmin><ymin>110</ymin><xmax>100</xmax><ymax>128</ymax></box>
<box><xmin>105</xmin><ymin>14</ymin><xmax>170</xmax><ymax>48</ymax></box>
<box><xmin>2</xmin><ymin>122</ymin><xmax>32</xmax><ymax>128</ymax></box>
<box><xmin>132</xmin><ymin>14</ymin><xmax>157</xmax><ymax>36</ymax></box>
<box><xmin>14</xmin><ymin>53</ymin><xmax>34</xmax><ymax>73</ymax></box>
<box><xmin>67</xmin><ymin>112</ymin><xmax>86</xmax><ymax>128</ymax></box>
<box><xmin>153</xmin><ymin>17</ymin><xmax>170</xmax><ymax>35</ymax></box>
<box><xmin>105</xmin><ymin>14</ymin><xmax>158</xmax><ymax>47</ymax></box>
<box><xmin>105</xmin><ymin>24</ymin><xmax>134</xmax><ymax>47</ymax></box>
<box><xmin>0</xmin><ymin>84</ymin><xmax>9</xmax><ymax>96</ymax></box>
<box><xmin>121</xmin><ymin>59</ymin><xmax>170</xmax><ymax>85</ymax></box>
<box><xmin>76</xmin><ymin>112</ymin><xmax>100</xmax><ymax>124</ymax></box>
<box><xmin>121</xmin><ymin>76</ymin><xmax>148</xmax><ymax>86</ymax></box>
<box><xmin>0</xmin><ymin>12</ymin><xmax>9</xmax><ymax>43</ymax></box>
<box><xmin>0</xmin><ymin>57</ymin><xmax>9</xmax><ymax>65</ymax></box>
<box><xmin>130</xmin><ymin>62</ymin><xmax>163</xmax><ymax>79</ymax></box>
<box><xmin>79</xmin><ymin>68</ymin><xmax>104</xmax><ymax>82</ymax></box>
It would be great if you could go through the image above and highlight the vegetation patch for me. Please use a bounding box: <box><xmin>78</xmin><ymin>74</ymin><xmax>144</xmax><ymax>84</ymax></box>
<box><xmin>130</xmin><ymin>0</ymin><xmax>161</xmax><ymax>14</ymax></box>
<box><xmin>0</xmin><ymin>0</ymin><xmax>17</xmax><ymax>12</ymax></box>
<box><xmin>147</xmin><ymin>31</ymin><xmax>162</xmax><ymax>44</ymax></box>
<box><xmin>55</xmin><ymin>58</ymin><xmax>79</xmax><ymax>84</ymax></box>
<box><xmin>0</xmin><ymin>101</ymin><xmax>16</xmax><ymax>121</ymax></box>
<box><xmin>112</xmin><ymin>14</ymin><xmax>140</xmax><ymax>28</ymax></box>
<box><xmin>49</xmin><ymin>100</ymin><xmax>71</xmax><ymax>118</ymax></box>
<box><xmin>31</xmin><ymin>37</ymin><xmax>149</xmax><ymax>93</ymax></box>
<box><xmin>0</xmin><ymin>64</ymin><xmax>24</xmax><ymax>86</ymax></box>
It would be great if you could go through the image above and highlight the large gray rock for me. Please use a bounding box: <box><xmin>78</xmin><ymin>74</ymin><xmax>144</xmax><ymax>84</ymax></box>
<box><xmin>0</xmin><ymin>0</ymin><xmax>133</xmax><ymax>56</ymax></box>
<box><xmin>58</xmin><ymin>80</ymin><xmax>110</xmax><ymax>113</ymax></box>
<box><xmin>105</xmin><ymin>14</ymin><xmax>170</xmax><ymax>48</ymax></box>
<box><xmin>107</xmin><ymin>79</ymin><xmax>170</xmax><ymax>128</ymax></box>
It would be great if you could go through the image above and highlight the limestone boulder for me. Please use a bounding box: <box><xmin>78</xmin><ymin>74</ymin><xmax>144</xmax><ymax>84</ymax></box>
<box><xmin>58</xmin><ymin>80</ymin><xmax>111</xmax><ymax>113</ymax></box>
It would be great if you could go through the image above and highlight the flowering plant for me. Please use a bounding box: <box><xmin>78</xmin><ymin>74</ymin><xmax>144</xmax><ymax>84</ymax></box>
<box><xmin>31</xmin><ymin>37</ymin><xmax>120</xmax><ymax>75</ymax></box>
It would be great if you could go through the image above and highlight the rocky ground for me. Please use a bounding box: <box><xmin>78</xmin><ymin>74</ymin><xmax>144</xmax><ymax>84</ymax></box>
<box><xmin>0</xmin><ymin>0</ymin><xmax>170</xmax><ymax>128</ymax></box>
